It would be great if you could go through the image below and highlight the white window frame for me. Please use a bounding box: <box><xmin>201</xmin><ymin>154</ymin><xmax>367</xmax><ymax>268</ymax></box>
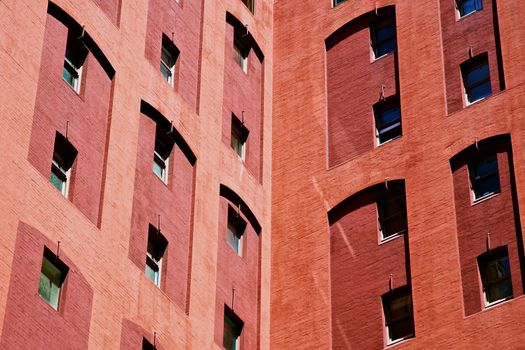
<box><xmin>145</xmin><ymin>251</ymin><xmax>163</xmax><ymax>287</ymax></box>
<box><xmin>160</xmin><ymin>46</ymin><xmax>175</xmax><ymax>87</ymax></box>
<box><xmin>63</xmin><ymin>55</ymin><xmax>83</xmax><ymax>93</ymax></box>
<box><xmin>153</xmin><ymin>149</ymin><xmax>169</xmax><ymax>184</ymax></box>
<box><xmin>51</xmin><ymin>159</ymin><xmax>72</xmax><ymax>197</ymax></box>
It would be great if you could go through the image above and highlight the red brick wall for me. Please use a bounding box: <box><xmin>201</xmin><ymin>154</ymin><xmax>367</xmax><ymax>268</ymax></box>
<box><xmin>329</xmin><ymin>181</ymin><xmax>409</xmax><ymax>349</ymax></box>
<box><xmin>144</xmin><ymin>0</ymin><xmax>203</xmax><ymax>111</ymax></box>
<box><xmin>326</xmin><ymin>7</ymin><xmax>398</xmax><ymax>167</ymax></box>
<box><xmin>214</xmin><ymin>196</ymin><xmax>260</xmax><ymax>350</ymax></box>
<box><xmin>91</xmin><ymin>0</ymin><xmax>121</xmax><ymax>26</ymax></box>
<box><xmin>120</xmin><ymin>319</ymin><xmax>166</xmax><ymax>350</ymax></box>
<box><xmin>128</xmin><ymin>109</ymin><xmax>194</xmax><ymax>312</ymax></box>
<box><xmin>27</xmin><ymin>13</ymin><xmax>113</xmax><ymax>226</ymax></box>
<box><xmin>439</xmin><ymin>0</ymin><xmax>503</xmax><ymax>114</ymax></box>
<box><xmin>222</xmin><ymin>21</ymin><xmax>264</xmax><ymax>181</ymax></box>
<box><xmin>451</xmin><ymin>135</ymin><xmax>523</xmax><ymax>316</ymax></box>
<box><xmin>0</xmin><ymin>222</ymin><xmax>93</xmax><ymax>349</ymax></box>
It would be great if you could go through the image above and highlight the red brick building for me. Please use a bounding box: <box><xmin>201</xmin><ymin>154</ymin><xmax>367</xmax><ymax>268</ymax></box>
<box><xmin>2</xmin><ymin>0</ymin><xmax>525</xmax><ymax>349</ymax></box>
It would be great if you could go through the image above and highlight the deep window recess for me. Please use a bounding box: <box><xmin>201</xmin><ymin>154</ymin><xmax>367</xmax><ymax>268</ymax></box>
<box><xmin>152</xmin><ymin>125</ymin><xmax>174</xmax><ymax>184</ymax></box>
<box><xmin>241</xmin><ymin>0</ymin><xmax>254</xmax><ymax>14</ymax></box>
<box><xmin>142</xmin><ymin>337</ymin><xmax>155</xmax><ymax>350</ymax></box>
<box><xmin>478</xmin><ymin>246</ymin><xmax>513</xmax><ymax>306</ymax></box>
<box><xmin>160</xmin><ymin>34</ymin><xmax>180</xmax><ymax>87</ymax></box>
<box><xmin>145</xmin><ymin>225</ymin><xmax>168</xmax><ymax>288</ymax></box>
<box><xmin>382</xmin><ymin>288</ymin><xmax>415</xmax><ymax>345</ymax></box>
<box><xmin>457</xmin><ymin>0</ymin><xmax>483</xmax><ymax>17</ymax></box>
<box><xmin>38</xmin><ymin>247</ymin><xmax>69</xmax><ymax>310</ymax></box>
<box><xmin>233</xmin><ymin>37</ymin><xmax>249</xmax><ymax>74</ymax></box>
<box><xmin>223</xmin><ymin>306</ymin><xmax>244</xmax><ymax>350</ymax></box>
<box><xmin>333</xmin><ymin>0</ymin><xmax>347</xmax><ymax>6</ymax></box>
<box><xmin>371</xmin><ymin>18</ymin><xmax>397</xmax><ymax>59</ymax></box>
<box><xmin>231</xmin><ymin>114</ymin><xmax>249</xmax><ymax>160</ymax></box>
<box><xmin>461</xmin><ymin>54</ymin><xmax>492</xmax><ymax>105</ymax></box>
<box><xmin>374</xmin><ymin>97</ymin><xmax>402</xmax><ymax>145</ymax></box>
<box><xmin>62</xmin><ymin>28</ymin><xmax>88</xmax><ymax>93</ymax></box>
<box><xmin>377</xmin><ymin>189</ymin><xmax>408</xmax><ymax>240</ymax></box>
<box><xmin>469</xmin><ymin>154</ymin><xmax>500</xmax><ymax>201</ymax></box>
<box><xmin>227</xmin><ymin>205</ymin><xmax>247</xmax><ymax>256</ymax></box>
<box><xmin>50</xmin><ymin>132</ymin><xmax>77</xmax><ymax>198</ymax></box>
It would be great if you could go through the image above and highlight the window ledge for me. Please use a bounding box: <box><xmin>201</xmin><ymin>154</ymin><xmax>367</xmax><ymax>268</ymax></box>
<box><xmin>472</xmin><ymin>191</ymin><xmax>500</xmax><ymax>206</ymax></box>
<box><xmin>386</xmin><ymin>335</ymin><xmax>414</xmax><ymax>348</ymax></box>
<box><xmin>379</xmin><ymin>231</ymin><xmax>406</xmax><ymax>245</ymax></box>
<box><xmin>465</xmin><ymin>94</ymin><xmax>490</xmax><ymax>108</ymax></box>
<box><xmin>377</xmin><ymin>135</ymin><xmax>402</xmax><ymax>148</ymax></box>
<box><xmin>371</xmin><ymin>50</ymin><xmax>395</xmax><ymax>64</ymax></box>
<box><xmin>457</xmin><ymin>9</ymin><xmax>481</xmax><ymax>21</ymax></box>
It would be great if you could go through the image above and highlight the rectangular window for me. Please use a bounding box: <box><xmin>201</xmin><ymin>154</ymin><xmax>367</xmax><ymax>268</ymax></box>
<box><xmin>461</xmin><ymin>54</ymin><xmax>492</xmax><ymax>105</ymax></box>
<box><xmin>38</xmin><ymin>247</ymin><xmax>68</xmax><ymax>310</ymax></box>
<box><xmin>371</xmin><ymin>18</ymin><xmax>397</xmax><ymax>59</ymax></box>
<box><xmin>382</xmin><ymin>288</ymin><xmax>415</xmax><ymax>345</ymax></box>
<box><xmin>241</xmin><ymin>0</ymin><xmax>254</xmax><ymax>13</ymax></box>
<box><xmin>377</xmin><ymin>189</ymin><xmax>408</xmax><ymax>240</ymax></box>
<box><xmin>152</xmin><ymin>125</ymin><xmax>174</xmax><ymax>184</ymax></box>
<box><xmin>50</xmin><ymin>132</ymin><xmax>77</xmax><ymax>198</ymax></box>
<box><xmin>457</xmin><ymin>0</ymin><xmax>483</xmax><ymax>17</ymax></box>
<box><xmin>374</xmin><ymin>97</ymin><xmax>402</xmax><ymax>145</ymax></box>
<box><xmin>145</xmin><ymin>225</ymin><xmax>168</xmax><ymax>287</ymax></box>
<box><xmin>469</xmin><ymin>154</ymin><xmax>500</xmax><ymax>201</ymax></box>
<box><xmin>227</xmin><ymin>205</ymin><xmax>247</xmax><ymax>256</ymax></box>
<box><xmin>333</xmin><ymin>0</ymin><xmax>347</xmax><ymax>6</ymax></box>
<box><xmin>233</xmin><ymin>37</ymin><xmax>248</xmax><ymax>74</ymax></box>
<box><xmin>223</xmin><ymin>306</ymin><xmax>243</xmax><ymax>350</ymax></box>
<box><xmin>478</xmin><ymin>246</ymin><xmax>513</xmax><ymax>306</ymax></box>
<box><xmin>231</xmin><ymin>114</ymin><xmax>249</xmax><ymax>160</ymax></box>
<box><xmin>160</xmin><ymin>34</ymin><xmax>179</xmax><ymax>86</ymax></box>
<box><xmin>62</xmin><ymin>29</ymin><xmax>88</xmax><ymax>93</ymax></box>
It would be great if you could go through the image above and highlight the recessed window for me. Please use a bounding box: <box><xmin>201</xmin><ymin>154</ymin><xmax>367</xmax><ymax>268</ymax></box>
<box><xmin>478</xmin><ymin>246</ymin><xmax>513</xmax><ymax>306</ymax></box>
<box><xmin>145</xmin><ymin>225</ymin><xmax>168</xmax><ymax>288</ymax></box>
<box><xmin>233</xmin><ymin>37</ymin><xmax>248</xmax><ymax>74</ymax></box>
<box><xmin>227</xmin><ymin>205</ymin><xmax>246</xmax><ymax>256</ymax></box>
<box><xmin>50</xmin><ymin>132</ymin><xmax>77</xmax><ymax>198</ymax></box>
<box><xmin>142</xmin><ymin>337</ymin><xmax>155</xmax><ymax>350</ymax></box>
<box><xmin>231</xmin><ymin>114</ymin><xmax>249</xmax><ymax>160</ymax></box>
<box><xmin>333</xmin><ymin>0</ymin><xmax>347</xmax><ymax>6</ymax></box>
<box><xmin>382</xmin><ymin>288</ymin><xmax>415</xmax><ymax>345</ymax></box>
<box><xmin>461</xmin><ymin>54</ymin><xmax>492</xmax><ymax>105</ymax></box>
<box><xmin>38</xmin><ymin>247</ymin><xmax>68</xmax><ymax>310</ymax></box>
<box><xmin>371</xmin><ymin>18</ymin><xmax>397</xmax><ymax>59</ymax></box>
<box><xmin>457</xmin><ymin>0</ymin><xmax>483</xmax><ymax>18</ymax></box>
<box><xmin>152</xmin><ymin>125</ymin><xmax>174</xmax><ymax>184</ymax></box>
<box><xmin>469</xmin><ymin>154</ymin><xmax>500</xmax><ymax>201</ymax></box>
<box><xmin>374</xmin><ymin>97</ymin><xmax>402</xmax><ymax>145</ymax></box>
<box><xmin>241</xmin><ymin>0</ymin><xmax>254</xmax><ymax>13</ymax></box>
<box><xmin>62</xmin><ymin>29</ymin><xmax>88</xmax><ymax>93</ymax></box>
<box><xmin>223</xmin><ymin>306</ymin><xmax>243</xmax><ymax>350</ymax></box>
<box><xmin>377</xmin><ymin>188</ymin><xmax>408</xmax><ymax>240</ymax></box>
<box><xmin>160</xmin><ymin>34</ymin><xmax>179</xmax><ymax>86</ymax></box>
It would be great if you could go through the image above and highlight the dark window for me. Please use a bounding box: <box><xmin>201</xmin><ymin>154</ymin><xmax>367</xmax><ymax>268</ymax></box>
<box><xmin>145</xmin><ymin>225</ymin><xmax>168</xmax><ymax>287</ymax></box>
<box><xmin>371</xmin><ymin>18</ymin><xmax>397</xmax><ymax>59</ymax></box>
<box><xmin>478</xmin><ymin>246</ymin><xmax>513</xmax><ymax>306</ymax></box>
<box><xmin>333</xmin><ymin>0</ymin><xmax>347</xmax><ymax>6</ymax></box>
<box><xmin>38</xmin><ymin>247</ymin><xmax>69</xmax><ymax>310</ymax></box>
<box><xmin>231</xmin><ymin>114</ymin><xmax>249</xmax><ymax>160</ymax></box>
<box><xmin>241</xmin><ymin>0</ymin><xmax>254</xmax><ymax>13</ymax></box>
<box><xmin>374</xmin><ymin>97</ymin><xmax>402</xmax><ymax>144</ymax></box>
<box><xmin>382</xmin><ymin>288</ymin><xmax>415</xmax><ymax>344</ymax></box>
<box><xmin>142</xmin><ymin>337</ymin><xmax>155</xmax><ymax>350</ymax></box>
<box><xmin>227</xmin><ymin>205</ymin><xmax>247</xmax><ymax>256</ymax></box>
<box><xmin>457</xmin><ymin>0</ymin><xmax>483</xmax><ymax>17</ymax></box>
<box><xmin>62</xmin><ymin>28</ymin><xmax>88</xmax><ymax>92</ymax></box>
<box><xmin>377</xmin><ymin>188</ymin><xmax>408</xmax><ymax>240</ymax></box>
<box><xmin>461</xmin><ymin>54</ymin><xmax>492</xmax><ymax>104</ymax></box>
<box><xmin>469</xmin><ymin>154</ymin><xmax>500</xmax><ymax>200</ymax></box>
<box><xmin>233</xmin><ymin>36</ymin><xmax>249</xmax><ymax>73</ymax></box>
<box><xmin>223</xmin><ymin>306</ymin><xmax>243</xmax><ymax>350</ymax></box>
<box><xmin>152</xmin><ymin>125</ymin><xmax>174</xmax><ymax>184</ymax></box>
<box><xmin>50</xmin><ymin>132</ymin><xmax>77</xmax><ymax>198</ymax></box>
<box><xmin>160</xmin><ymin>34</ymin><xmax>179</xmax><ymax>86</ymax></box>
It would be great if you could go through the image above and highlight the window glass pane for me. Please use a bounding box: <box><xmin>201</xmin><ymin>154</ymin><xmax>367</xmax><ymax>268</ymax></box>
<box><xmin>460</xmin><ymin>0</ymin><xmax>483</xmax><ymax>16</ymax></box>
<box><xmin>477</xmin><ymin>175</ymin><xmax>500</xmax><ymax>197</ymax></box>
<box><xmin>486</xmin><ymin>279</ymin><xmax>513</xmax><ymax>302</ymax></box>
<box><xmin>160</xmin><ymin>62</ymin><xmax>172</xmax><ymax>83</ymax></box>
<box><xmin>376</xmin><ymin>23</ymin><xmax>395</xmax><ymax>43</ymax></box>
<box><xmin>475</xmin><ymin>155</ymin><xmax>498</xmax><ymax>177</ymax></box>
<box><xmin>50</xmin><ymin>169</ymin><xmax>65</xmax><ymax>192</ymax></box>
<box><xmin>39</xmin><ymin>257</ymin><xmax>61</xmax><ymax>309</ymax></box>
<box><xmin>389</xmin><ymin>317</ymin><xmax>415</xmax><ymax>342</ymax></box>
<box><xmin>485</xmin><ymin>257</ymin><xmax>511</xmax><ymax>283</ymax></box>
<box><xmin>145</xmin><ymin>258</ymin><xmax>159</xmax><ymax>285</ymax></box>
<box><xmin>161</xmin><ymin>47</ymin><xmax>174</xmax><ymax>68</ymax></box>
<box><xmin>466</xmin><ymin>63</ymin><xmax>490</xmax><ymax>86</ymax></box>
<box><xmin>227</xmin><ymin>226</ymin><xmax>240</xmax><ymax>254</ymax></box>
<box><xmin>379</xmin><ymin>107</ymin><xmax>401</xmax><ymax>126</ymax></box>
<box><xmin>223</xmin><ymin>314</ymin><xmax>241</xmax><ymax>350</ymax></box>
<box><xmin>376</xmin><ymin>39</ymin><xmax>396</xmax><ymax>58</ymax></box>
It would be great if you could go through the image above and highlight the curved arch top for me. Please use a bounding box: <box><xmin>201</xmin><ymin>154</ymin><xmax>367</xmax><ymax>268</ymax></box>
<box><xmin>219</xmin><ymin>184</ymin><xmax>262</xmax><ymax>234</ymax></box>
<box><xmin>226</xmin><ymin>11</ymin><xmax>265</xmax><ymax>62</ymax></box>
<box><xmin>140</xmin><ymin>100</ymin><xmax>197</xmax><ymax>166</ymax></box>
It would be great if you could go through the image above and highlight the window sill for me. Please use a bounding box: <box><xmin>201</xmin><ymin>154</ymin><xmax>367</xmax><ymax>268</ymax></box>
<box><xmin>371</xmin><ymin>50</ymin><xmax>395</xmax><ymax>64</ymax></box>
<box><xmin>485</xmin><ymin>296</ymin><xmax>513</xmax><ymax>309</ymax></box>
<box><xmin>385</xmin><ymin>334</ymin><xmax>414</xmax><ymax>348</ymax></box>
<box><xmin>379</xmin><ymin>231</ymin><xmax>406</xmax><ymax>245</ymax></box>
<box><xmin>465</xmin><ymin>94</ymin><xmax>491</xmax><ymax>108</ymax></box>
<box><xmin>457</xmin><ymin>9</ymin><xmax>482</xmax><ymax>22</ymax></box>
<box><xmin>377</xmin><ymin>134</ymin><xmax>402</xmax><ymax>148</ymax></box>
<box><xmin>472</xmin><ymin>191</ymin><xmax>500</xmax><ymax>206</ymax></box>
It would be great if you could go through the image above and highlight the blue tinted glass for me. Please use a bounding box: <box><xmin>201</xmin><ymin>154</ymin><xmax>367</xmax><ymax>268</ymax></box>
<box><xmin>376</xmin><ymin>23</ymin><xmax>395</xmax><ymax>42</ymax></box>
<box><xmin>380</xmin><ymin>106</ymin><xmax>401</xmax><ymax>125</ymax></box>
<box><xmin>460</xmin><ymin>0</ymin><xmax>483</xmax><ymax>17</ymax></box>
<box><xmin>377</xmin><ymin>39</ymin><xmax>397</xmax><ymax>57</ymax></box>
<box><xmin>477</xmin><ymin>176</ymin><xmax>500</xmax><ymax>197</ymax></box>
<box><xmin>475</xmin><ymin>156</ymin><xmax>497</xmax><ymax>177</ymax></box>
<box><xmin>466</xmin><ymin>63</ymin><xmax>490</xmax><ymax>86</ymax></box>
<box><xmin>468</xmin><ymin>81</ymin><xmax>491</xmax><ymax>103</ymax></box>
